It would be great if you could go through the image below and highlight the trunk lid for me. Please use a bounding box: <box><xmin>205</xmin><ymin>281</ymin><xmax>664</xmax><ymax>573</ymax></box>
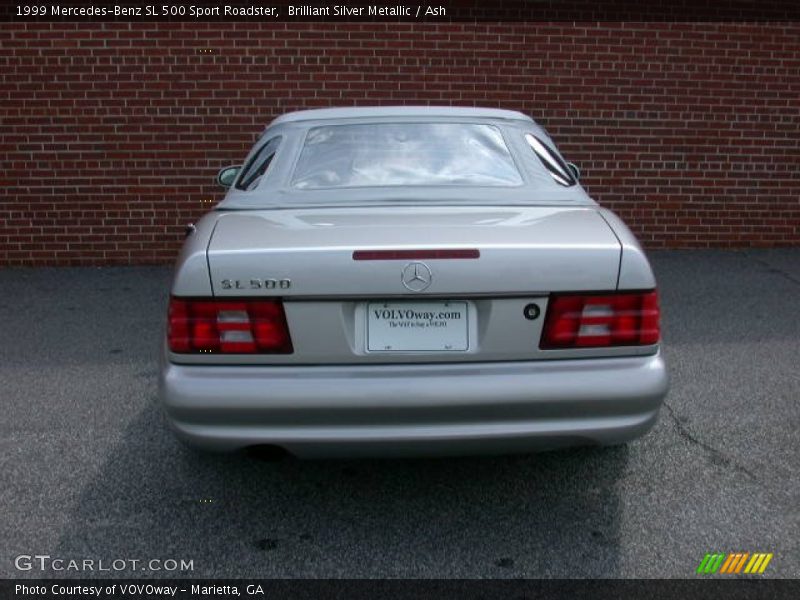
<box><xmin>206</xmin><ymin>206</ymin><xmax>621</xmax><ymax>297</ymax></box>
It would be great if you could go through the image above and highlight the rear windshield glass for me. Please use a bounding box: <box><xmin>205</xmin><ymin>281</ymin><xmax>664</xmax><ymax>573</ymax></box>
<box><xmin>292</xmin><ymin>123</ymin><xmax>523</xmax><ymax>189</ymax></box>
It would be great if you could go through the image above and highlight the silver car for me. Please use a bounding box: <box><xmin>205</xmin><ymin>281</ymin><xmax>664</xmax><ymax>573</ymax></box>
<box><xmin>160</xmin><ymin>106</ymin><xmax>668</xmax><ymax>458</ymax></box>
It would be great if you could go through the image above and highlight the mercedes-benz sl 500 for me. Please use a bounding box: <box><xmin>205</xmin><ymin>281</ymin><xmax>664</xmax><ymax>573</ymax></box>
<box><xmin>159</xmin><ymin>106</ymin><xmax>668</xmax><ymax>457</ymax></box>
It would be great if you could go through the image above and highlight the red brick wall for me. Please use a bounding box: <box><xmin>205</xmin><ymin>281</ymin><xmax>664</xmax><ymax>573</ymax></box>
<box><xmin>2</xmin><ymin>21</ymin><xmax>799</xmax><ymax>265</ymax></box>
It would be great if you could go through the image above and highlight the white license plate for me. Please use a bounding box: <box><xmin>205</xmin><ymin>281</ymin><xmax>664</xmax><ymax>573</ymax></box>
<box><xmin>367</xmin><ymin>301</ymin><xmax>469</xmax><ymax>352</ymax></box>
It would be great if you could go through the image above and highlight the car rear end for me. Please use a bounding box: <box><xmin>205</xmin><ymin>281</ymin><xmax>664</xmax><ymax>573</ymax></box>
<box><xmin>159</xmin><ymin>109</ymin><xmax>668</xmax><ymax>457</ymax></box>
<box><xmin>159</xmin><ymin>208</ymin><xmax>667</xmax><ymax>458</ymax></box>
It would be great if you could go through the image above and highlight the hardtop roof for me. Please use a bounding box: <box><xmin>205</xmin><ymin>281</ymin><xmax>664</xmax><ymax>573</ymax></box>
<box><xmin>268</xmin><ymin>106</ymin><xmax>533</xmax><ymax>129</ymax></box>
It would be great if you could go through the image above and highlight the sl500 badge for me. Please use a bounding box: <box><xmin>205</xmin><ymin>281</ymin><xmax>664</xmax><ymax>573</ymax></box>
<box><xmin>221</xmin><ymin>278</ymin><xmax>292</xmax><ymax>290</ymax></box>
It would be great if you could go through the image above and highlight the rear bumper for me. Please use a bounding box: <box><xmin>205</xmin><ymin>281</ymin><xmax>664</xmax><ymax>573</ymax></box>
<box><xmin>159</xmin><ymin>351</ymin><xmax>668</xmax><ymax>458</ymax></box>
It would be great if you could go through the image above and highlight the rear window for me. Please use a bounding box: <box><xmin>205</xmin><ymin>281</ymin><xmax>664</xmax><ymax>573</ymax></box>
<box><xmin>292</xmin><ymin>123</ymin><xmax>523</xmax><ymax>189</ymax></box>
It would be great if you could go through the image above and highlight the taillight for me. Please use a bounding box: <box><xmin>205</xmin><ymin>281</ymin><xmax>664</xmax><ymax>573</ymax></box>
<box><xmin>168</xmin><ymin>298</ymin><xmax>293</xmax><ymax>354</ymax></box>
<box><xmin>540</xmin><ymin>290</ymin><xmax>659</xmax><ymax>349</ymax></box>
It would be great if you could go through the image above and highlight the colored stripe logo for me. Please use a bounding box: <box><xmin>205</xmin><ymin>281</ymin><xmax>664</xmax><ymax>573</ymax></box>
<box><xmin>697</xmin><ymin>552</ymin><xmax>773</xmax><ymax>574</ymax></box>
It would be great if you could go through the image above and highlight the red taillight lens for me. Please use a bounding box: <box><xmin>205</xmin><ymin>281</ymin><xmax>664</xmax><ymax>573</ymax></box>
<box><xmin>168</xmin><ymin>298</ymin><xmax>293</xmax><ymax>354</ymax></box>
<box><xmin>540</xmin><ymin>290</ymin><xmax>660</xmax><ymax>349</ymax></box>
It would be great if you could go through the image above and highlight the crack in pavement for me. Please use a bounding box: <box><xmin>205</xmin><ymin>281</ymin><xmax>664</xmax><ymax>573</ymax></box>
<box><xmin>744</xmin><ymin>252</ymin><xmax>800</xmax><ymax>287</ymax></box>
<box><xmin>663</xmin><ymin>401</ymin><xmax>760</xmax><ymax>482</ymax></box>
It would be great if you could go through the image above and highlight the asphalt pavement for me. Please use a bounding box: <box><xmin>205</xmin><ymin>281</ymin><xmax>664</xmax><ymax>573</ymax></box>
<box><xmin>1</xmin><ymin>249</ymin><xmax>798</xmax><ymax>578</ymax></box>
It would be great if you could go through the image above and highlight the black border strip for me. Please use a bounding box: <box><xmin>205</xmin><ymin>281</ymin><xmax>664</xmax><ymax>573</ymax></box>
<box><xmin>4</xmin><ymin>579</ymin><xmax>800</xmax><ymax>600</ymax></box>
<box><xmin>3</xmin><ymin>1</ymin><xmax>800</xmax><ymax>22</ymax></box>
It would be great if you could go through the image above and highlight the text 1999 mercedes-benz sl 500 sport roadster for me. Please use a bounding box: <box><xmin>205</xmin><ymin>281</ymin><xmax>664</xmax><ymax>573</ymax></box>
<box><xmin>159</xmin><ymin>106</ymin><xmax>668</xmax><ymax>457</ymax></box>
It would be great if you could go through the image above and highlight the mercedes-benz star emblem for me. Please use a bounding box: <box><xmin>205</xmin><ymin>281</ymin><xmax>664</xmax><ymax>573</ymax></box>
<box><xmin>401</xmin><ymin>262</ymin><xmax>432</xmax><ymax>292</ymax></box>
